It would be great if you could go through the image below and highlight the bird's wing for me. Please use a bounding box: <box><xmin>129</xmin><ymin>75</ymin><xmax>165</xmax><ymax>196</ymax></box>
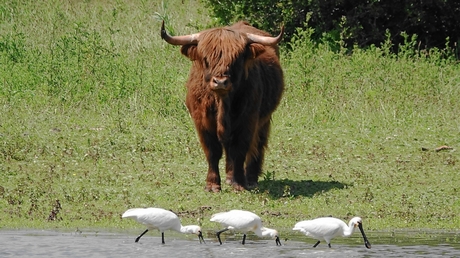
<box><xmin>143</xmin><ymin>209</ymin><xmax>178</xmax><ymax>227</ymax></box>
<box><xmin>123</xmin><ymin>208</ymin><xmax>180</xmax><ymax>230</ymax></box>
<box><xmin>294</xmin><ymin>219</ymin><xmax>341</xmax><ymax>239</ymax></box>
<box><xmin>122</xmin><ymin>208</ymin><xmax>145</xmax><ymax>219</ymax></box>
<box><xmin>293</xmin><ymin>220</ymin><xmax>312</xmax><ymax>234</ymax></box>
<box><xmin>211</xmin><ymin>210</ymin><xmax>258</xmax><ymax>229</ymax></box>
<box><xmin>210</xmin><ymin>212</ymin><xmax>228</xmax><ymax>221</ymax></box>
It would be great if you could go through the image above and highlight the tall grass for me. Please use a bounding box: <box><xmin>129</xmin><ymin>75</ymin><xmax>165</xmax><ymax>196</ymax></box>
<box><xmin>1</xmin><ymin>0</ymin><xmax>459</xmax><ymax>237</ymax></box>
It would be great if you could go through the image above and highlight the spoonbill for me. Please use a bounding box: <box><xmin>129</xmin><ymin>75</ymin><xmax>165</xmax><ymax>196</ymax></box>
<box><xmin>210</xmin><ymin>209</ymin><xmax>281</xmax><ymax>245</ymax></box>
<box><xmin>293</xmin><ymin>216</ymin><xmax>371</xmax><ymax>249</ymax></box>
<box><xmin>122</xmin><ymin>207</ymin><xmax>205</xmax><ymax>244</ymax></box>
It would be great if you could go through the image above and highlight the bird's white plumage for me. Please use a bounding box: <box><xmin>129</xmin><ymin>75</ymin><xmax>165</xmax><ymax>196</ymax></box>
<box><xmin>211</xmin><ymin>210</ymin><xmax>261</xmax><ymax>233</ymax></box>
<box><xmin>122</xmin><ymin>207</ymin><xmax>204</xmax><ymax>244</ymax></box>
<box><xmin>293</xmin><ymin>217</ymin><xmax>350</xmax><ymax>243</ymax></box>
<box><xmin>123</xmin><ymin>208</ymin><xmax>182</xmax><ymax>232</ymax></box>
<box><xmin>293</xmin><ymin>216</ymin><xmax>370</xmax><ymax>248</ymax></box>
<box><xmin>210</xmin><ymin>209</ymin><xmax>281</xmax><ymax>245</ymax></box>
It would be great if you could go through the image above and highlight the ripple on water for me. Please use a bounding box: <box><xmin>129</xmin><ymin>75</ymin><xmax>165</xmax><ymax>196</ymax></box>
<box><xmin>0</xmin><ymin>230</ymin><xmax>459</xmax><ymax>258</ymax></box>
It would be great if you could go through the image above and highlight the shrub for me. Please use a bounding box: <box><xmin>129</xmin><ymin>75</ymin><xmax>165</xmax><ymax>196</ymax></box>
<box><xmin>203</xmin><ymin>0</ymin><xmax>460</xmax><ymax>57</ymax></box>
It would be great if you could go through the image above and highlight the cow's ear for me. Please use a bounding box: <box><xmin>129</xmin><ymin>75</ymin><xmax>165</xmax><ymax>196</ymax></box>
<box><xmin>181</xmin><ymin>45</ymin><xmax>199</xmax><ymax>60</ymax></box>
<box><xmin>244</xmin><ymin>43</ymin><xmax>266</xmax><ymax>79</ymax></box>
<box><xmin>248</xmin><ymin>43</ymin><xmax>266</xmax><ymax>59</ymax></box>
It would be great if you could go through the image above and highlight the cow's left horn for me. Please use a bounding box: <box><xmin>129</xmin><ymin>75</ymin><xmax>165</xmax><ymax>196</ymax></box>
<box><xmin>161</xmin><ymin>20</ymin><xmax>200</xmax><ymax>45</ymax></box>
<box><xmin>247</xmin><ymin>25</ymin><xmax>284</xmax><ymax>45</ymax></box>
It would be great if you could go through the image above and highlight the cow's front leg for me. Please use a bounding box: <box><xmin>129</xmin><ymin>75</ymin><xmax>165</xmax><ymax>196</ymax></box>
<box><xmin>225</xmin><ymin>149</ymin><xmax>247</xmax><ymax>191</ymax></box>
<box><xmin>224</xmin><ymin>155</ymin><xmax>234</xmax><ymax>185</ymax></box>
<box><xmin>205</xmin><ymin>168</ymin><xmax>221</xmax><ymax>192</ymax></box>
<box><xmin>245</xmin><ymin>156</ymin><xmax>261</xmax><ymax>190</ymax></box>
<box><xmin>199</xmin><ymin>131</ymin><xmax>223</xmax><ymax>192</ymax></box>
<box><xmin>245</xmin><ymin>121</ymin><xmax>270</xmax><ymax>189</ymax></box>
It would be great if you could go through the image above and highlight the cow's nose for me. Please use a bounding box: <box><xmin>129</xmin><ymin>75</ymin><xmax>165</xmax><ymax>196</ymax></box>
<box><xmin>211</xmin><ymin>77</ymin><xmax>228</xmax><ymax>90</ymax></box>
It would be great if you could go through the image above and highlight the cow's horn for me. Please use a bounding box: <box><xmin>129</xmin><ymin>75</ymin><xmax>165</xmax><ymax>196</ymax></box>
<box><xmin>161</xmin><ymin>20</ymin><xmax>199</xmax><ymax>45</ymax></box>
<box><xmin>246</xmin><ymin>25</ymin><xmax>284</xmax><ymax>45</ymax></box>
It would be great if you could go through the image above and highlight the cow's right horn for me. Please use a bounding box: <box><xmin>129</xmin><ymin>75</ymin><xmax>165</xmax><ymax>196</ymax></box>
<box><xmin>247</xmin><ymin>25</ymin><xmax>284</xmax><ymax>45</ymax></box>
<box><xmin>161</xmin><ymin>21</ymin><xmax>200</xmax><ymax>45</ymax></box>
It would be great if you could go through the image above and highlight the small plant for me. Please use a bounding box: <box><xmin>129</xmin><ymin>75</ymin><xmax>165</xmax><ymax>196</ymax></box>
<box><xmin>153</xmin><ymin>1</ymin><xmax>174</xmax><ymax>35</ymax></box>
<box><xmin>263</xmin><ymin>171</ymin><xmax>275</xmax><ymax>182</ymax></box>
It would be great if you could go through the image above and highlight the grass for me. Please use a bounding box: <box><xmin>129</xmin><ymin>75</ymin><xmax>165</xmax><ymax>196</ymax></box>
<box><xmin>1</xmin><ymin>0</ymin><xmax>459</xmax><ymax>240</ymax></box>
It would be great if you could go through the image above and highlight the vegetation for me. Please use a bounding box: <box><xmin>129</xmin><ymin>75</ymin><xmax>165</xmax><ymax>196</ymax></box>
<box><xmin>203</xmin><ymin>0</ymin><xmax>460</xmax><ymax>56</ymax></box>
<box><xmin>1</xmin><ymin>0</ymin><xmax>459</xmax><ymax>240</ymax></box>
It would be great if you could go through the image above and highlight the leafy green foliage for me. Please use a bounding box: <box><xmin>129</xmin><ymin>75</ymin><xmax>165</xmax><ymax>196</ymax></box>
<box><xmin>203</xmin><ymin>0</ymin><xmax>460</xmax><ymax>57</ymax></box>
<box><xmin>202</xmin><ymin>0</ymin><xmax>303</xmax><ymax>41</ymax></box>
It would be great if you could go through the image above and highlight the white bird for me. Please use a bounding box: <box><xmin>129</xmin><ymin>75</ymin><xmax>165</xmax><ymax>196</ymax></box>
<box><xmin>293</xmin><ymin>216</ymin><xmax>371</xmax><ymax>249</ymax></box>
<box><xmin>210</xmin><ymin>209</ymin><xmax>281</xmax><ymax>245</ymax></box>
<box><xmin>122</xmin><ymin>207</ymin><xmax>205</xmax><ymax>244</ymax></box>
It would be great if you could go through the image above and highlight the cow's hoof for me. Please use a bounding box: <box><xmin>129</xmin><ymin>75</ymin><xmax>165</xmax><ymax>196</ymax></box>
<box><xmin>205</xmin><ymin>184</ymin><xmax>221</xmax><ymax>193</ymax></box>
<box><xmin>246</xmin><ymin>182</ymin><xmax>259</xmax><ymax>190</ymax></box>
<box><xmin>231</xmin><ymin>183</ymin><xmax>246</xmax><ymax>191</ymax></box>
<box><xmin>225</xmin><ymin>178</ymin><xmax>233</xmax><ymax>185</ymax></box>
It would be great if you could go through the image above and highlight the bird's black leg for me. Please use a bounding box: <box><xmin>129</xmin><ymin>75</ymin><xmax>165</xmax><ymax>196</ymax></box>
<box><xmin>161</xmin><ymin>232</ymin><xmax>165</xmax><ymax>244</ymax></box>
<box><xmin>328</xmin><ymin>243</ymin><xmax>332</xmax><ymax>248</ymax></box>
<box><xmin>135</xmin><ymin>229</ymin><xmax>149</xmax><ymax>243</ymax></box>
<box><xmin>216</xmin><ymin>228</ymin><xmax>229</xmax><ymax>245</ymax></box>
<box><xmin>313</xmin><ymin>241</ymin><xmax>320</xmax><ymax>247</ymax></box>
<box><xmin>198</xmin><ymin>231</ymin><xmax>206</xmax><ymax>244</ymax></box>
<box><xmin>275</xmin><ymin>236</ymin><xmax>282</xmax><ymax>246</ymax></box>
<box><xmin>242</xmin><ymin>234</ymin><xmax>246</xmax><ymax>245</ymax></box>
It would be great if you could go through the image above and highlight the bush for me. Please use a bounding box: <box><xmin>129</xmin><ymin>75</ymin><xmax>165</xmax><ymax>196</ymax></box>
<box><xmin>203</xmin><ymin>0</ymin><xmax>460</xmax><ymax>57</ymax></box>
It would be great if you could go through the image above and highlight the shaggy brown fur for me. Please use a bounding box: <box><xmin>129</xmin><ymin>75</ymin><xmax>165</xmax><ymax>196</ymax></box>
<box><xmin>170</xmin><ymin>22</ymin><xmax>284</xmax><ymax>192</ymax></box>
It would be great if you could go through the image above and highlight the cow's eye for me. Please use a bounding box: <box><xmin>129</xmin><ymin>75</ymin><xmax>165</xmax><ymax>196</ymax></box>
<box><xmin>203</xmin><ymin>58</ymin><xmax>209</xmax><ymax>68</ymax></box>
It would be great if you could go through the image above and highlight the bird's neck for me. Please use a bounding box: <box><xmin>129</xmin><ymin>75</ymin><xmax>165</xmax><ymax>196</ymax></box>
<box><xmin>179</xmin><ymin>225</ymin><xmax>188</xmax><ymax>233</ymax></box>
<box><xmin>252</xmin><ymin>228</ymin><xmax>263</xmax><ymax>237</ymax></box>
<box><xmin>260</xmin><ymin>227</ymin><xmax>275</xmax><ymax>238</ymax></box>
<box><xmin>343</xmin><ymin>222</ymin><xmax>356</xmax><ymax>236</ymax></box>
<box><xmin>179</xmin><ymin>225</ymin><xmax>195</xmax><ymax>234</ymax></box>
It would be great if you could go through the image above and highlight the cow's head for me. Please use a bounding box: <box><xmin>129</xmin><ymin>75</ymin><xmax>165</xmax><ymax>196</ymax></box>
<box><xmin>161</xmin><ymin>21</ymin><xmax>283</xmax><ymax>95</ymax></box>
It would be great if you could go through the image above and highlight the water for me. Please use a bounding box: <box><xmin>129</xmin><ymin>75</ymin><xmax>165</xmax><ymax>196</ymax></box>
<box><xmin>1</xmin><ymin>229</ymin><xmax>459</xmax><ymax>258</ymax></box>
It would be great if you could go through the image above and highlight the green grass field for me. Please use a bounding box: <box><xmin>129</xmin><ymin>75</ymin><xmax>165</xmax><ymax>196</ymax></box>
<box><xmin>1</xmin><ymin>0</ymin><xmax>459</xmax><ymax>236</ymax></box>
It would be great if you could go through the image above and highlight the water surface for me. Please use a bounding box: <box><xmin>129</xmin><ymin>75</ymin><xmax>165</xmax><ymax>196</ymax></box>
<box><xmin>1</xmin><ymin>229</ymin><xmax>459</xmax><ymax>257</ymax></box>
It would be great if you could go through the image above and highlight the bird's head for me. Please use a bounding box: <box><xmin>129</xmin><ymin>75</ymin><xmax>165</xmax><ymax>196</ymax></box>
<box><xmin>350</xmin><ymin>217</ymin><xmax>363</xmax><ymax>228</ymax></box>
<box><xmin>261</xmin><ymin>227</ymin><xmax>282</xmax><ymax>246</ymax></box>
<box><xmin>350</xmin><ymin>217</ymin><xmax>371</xmax><ymax>249</ymax></box>
<box><xmin>183</xmin><ymin>225</ymin><xmax>206</xmax><ymax>244</ymax></box>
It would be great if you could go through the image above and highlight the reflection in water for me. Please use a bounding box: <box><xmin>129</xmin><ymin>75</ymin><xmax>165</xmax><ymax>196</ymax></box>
<box><xmin>0</xmin><ymin>229</ymin><xmax>459</xmax><ymax>258</ymax></box>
